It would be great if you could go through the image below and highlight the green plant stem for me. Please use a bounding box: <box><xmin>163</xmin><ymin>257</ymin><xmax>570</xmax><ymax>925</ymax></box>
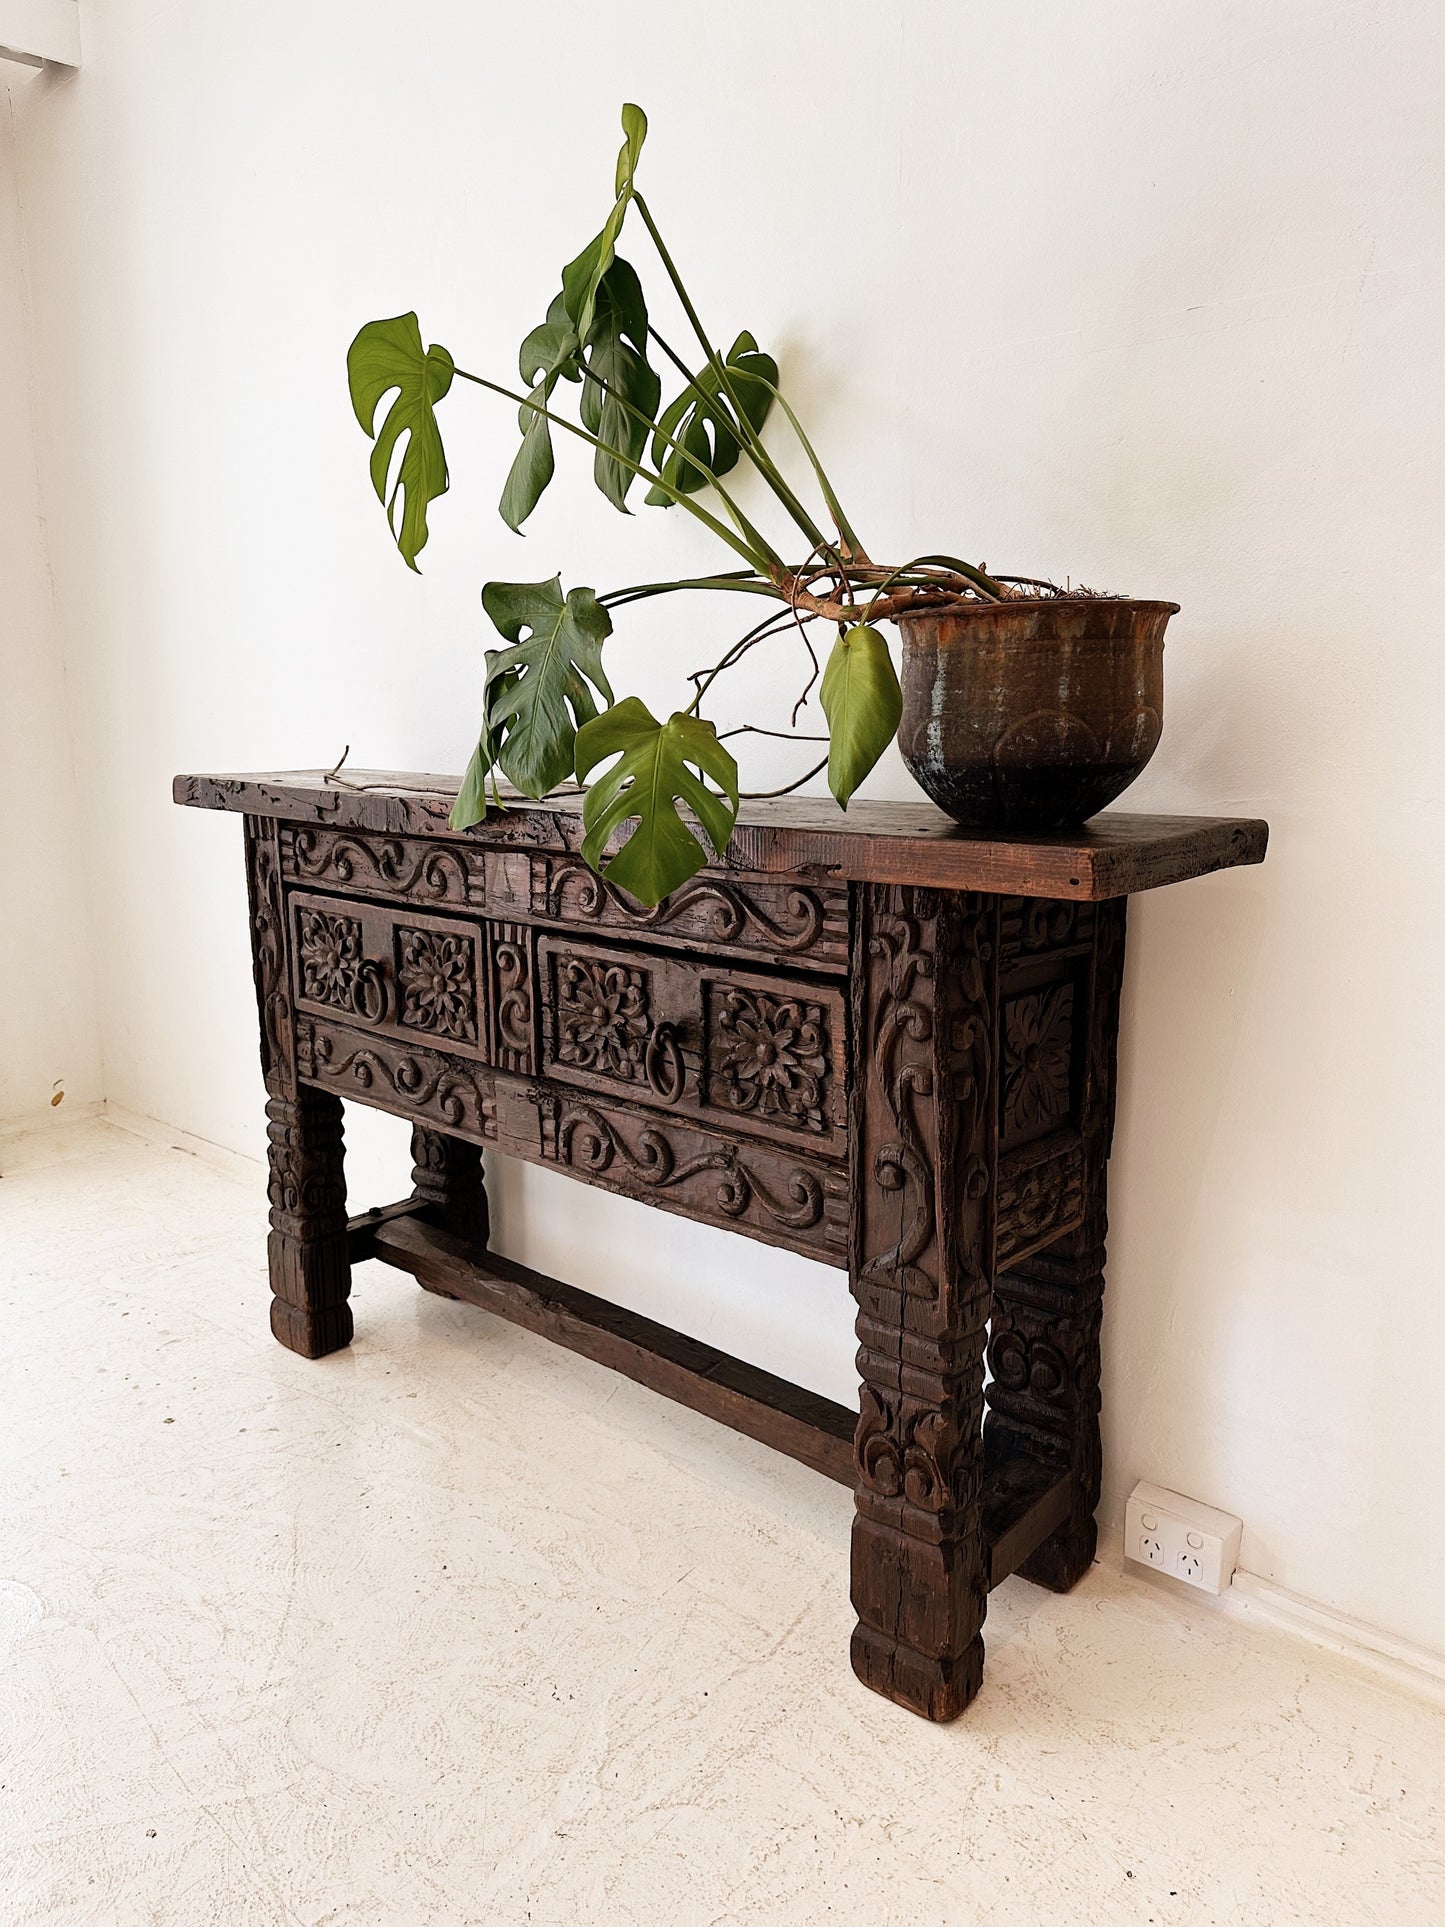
<box><xmin>733</xmin><ymin>369</ymin><xmax>867</xmax><ymax>563</ymax></box>
<box><xmin>601</xmin><ymin>571</ymin><xmax>780</xmax><ymax>609</ymax></box>
<box><xmin>577</xmin><ymin>361</ymin><xmax>783</xmax><ymax>565</ymax></box>
<box><xmin>633</xmin><ymin>192</ymin><xmax>858</xmax><ymax>556</ymax></box>
<box><xmin>859</xmin><ymin>551</ymin><xmax>1007</xmax><ymax>615</ymax></box>
<box><xmin>646</xmin><ymin>323</ymin><xmax>834</xmax><ymax>558</ymax></box>
<box><xmin>449</xmin><ymin>365</ymin><xmax>766</xmax><ymax>570</ymax></box>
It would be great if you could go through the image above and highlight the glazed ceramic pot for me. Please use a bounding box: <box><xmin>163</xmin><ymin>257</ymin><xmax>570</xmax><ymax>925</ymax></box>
<box><xmin>895</xmin><ymin>597</ymin><xmax>1177</xmax><ymax>831</ymax></box>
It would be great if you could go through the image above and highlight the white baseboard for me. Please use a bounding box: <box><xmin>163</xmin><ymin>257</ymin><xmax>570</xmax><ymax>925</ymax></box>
<box><xmin>1099</xmin><ymin>1528</ymin><xmax>1445</xmax><ymax>1705</ymax></box>
<box><xmin>0</xmin><ymin>1096</ymin><xmax>105</xmax><ymax>1139</ymax></box>
<box><xmin>1225</xmin><ymin>1568</ymin><xmax>1445</xmax><ymax>1700</ymax></box>
<box><xmin>100</xmin><ymin>1103</ymin><xmax>262</xmax><ymax>1184</ymax></box>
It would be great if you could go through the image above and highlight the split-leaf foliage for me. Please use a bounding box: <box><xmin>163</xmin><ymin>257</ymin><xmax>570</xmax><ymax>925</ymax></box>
<box><xmin>347</xmin><ymin>104</ymin><xmax>1003</xmax><ymax>904</ymax></box>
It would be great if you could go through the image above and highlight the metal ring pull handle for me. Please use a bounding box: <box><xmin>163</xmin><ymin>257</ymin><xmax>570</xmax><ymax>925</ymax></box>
<box><xmin>644</xmin><ymin>1023</ymin><xmax>686</xmax><ymax>1104</ymax></box>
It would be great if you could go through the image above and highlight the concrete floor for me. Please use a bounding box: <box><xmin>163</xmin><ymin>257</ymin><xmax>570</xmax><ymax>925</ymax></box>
<box><xmin>3</xmin><ymin>1118</ymin><xmax>1442</xmax><ymax>1926</ymax></box>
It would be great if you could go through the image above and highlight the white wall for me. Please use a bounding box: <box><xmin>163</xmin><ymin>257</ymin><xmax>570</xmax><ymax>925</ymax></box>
<box><xmin>9</xmin><ymin>1</ymin><xmax>1443</xmax><ymax>1649</ymax></box>
<box><xmin>0</xmin><ymin>77</ymin><xmax>99</xmax><ymax>1125</ymax></box>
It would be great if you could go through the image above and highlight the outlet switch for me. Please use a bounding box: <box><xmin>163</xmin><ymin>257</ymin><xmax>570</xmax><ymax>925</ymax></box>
<box><xmin>1124</xmin><ymin>1481</ymin><xmax>1242</xmax><ymax>1595</ymax></box>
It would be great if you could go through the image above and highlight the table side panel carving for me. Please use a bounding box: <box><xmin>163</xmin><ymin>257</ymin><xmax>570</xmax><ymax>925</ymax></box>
<box><xmin>244</xmin><ymin>815</ymin><xmax>296</xmax><ymax>1096</ymax></box>
<box><xmin>986</xmin><ymin>896</ymin><xmax>1128</xmax><ymax>1591</ymax></box>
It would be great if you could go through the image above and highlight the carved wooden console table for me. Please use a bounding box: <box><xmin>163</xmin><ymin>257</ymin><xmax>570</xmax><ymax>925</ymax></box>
<box><xmin>175</xmin><ymin>770</ymin><xmax>1266</xmax><ymax>1722</ymax></box>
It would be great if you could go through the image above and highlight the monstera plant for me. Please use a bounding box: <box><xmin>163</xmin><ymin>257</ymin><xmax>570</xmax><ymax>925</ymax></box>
<box><xmin>347</xmin><ymin>104</ymin><xmax>1050</xmax><ymax>906</ymax></box>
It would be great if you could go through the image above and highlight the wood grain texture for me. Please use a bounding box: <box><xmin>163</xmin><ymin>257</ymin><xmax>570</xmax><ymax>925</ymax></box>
<box><xmin>179</xmin><ymin>770</ymin><xmax>1267</xmax><ymax>902</ymax></box>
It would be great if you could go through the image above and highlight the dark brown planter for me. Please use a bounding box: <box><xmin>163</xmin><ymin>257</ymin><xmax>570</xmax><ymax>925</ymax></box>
<box><xmin>895</xmin><ymin>597</ymin><xmax>1177</xmax><ymax>831</ymax></box>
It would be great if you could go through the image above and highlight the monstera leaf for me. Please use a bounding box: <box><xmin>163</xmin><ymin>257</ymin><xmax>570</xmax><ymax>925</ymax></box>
<box><xmin>819</xmin><ymin>623</ymin><xmax>902</xmax><ymax>808</ymax></box>
<box><xmin>560</xmin><ymin>102</ymin><xmax>648</xmax><ymax>342</ymax></box>
<box><xmin>644</xmin><ymin>331</ymin><xmax>777</xmax><ymax>505</ymax></box>
<box><xmin>449</xmin><ymin>653</ymin><xmax>520</xmax><ymax>831</ymax></box>
<box><xmin>347</xmin><ymin>313</ymin><xmax>454</xmax><ymax>570</ymax></box>
<box><xmin>505</xmin><ymin>106</ymin><xmax>655</xmax><ymax>527</ymax></box>
<box><xmin>580</xmin><ymin>260</ymin><xmax>661</xmax><ymax>512</ymax></box>
<box><xmin>500</xmin><ymin>294</ymin><xmax>582</xmax><ymax>533</ymax></box>
<box><xmin>480</xmin><ymin>577</ymin><xmax>613</xmax><ymax>797</ymax></box>
<box><xmin>575</xmin><ymin>699</ymin><xmax>739</xmax><ymax>906</ymax></box>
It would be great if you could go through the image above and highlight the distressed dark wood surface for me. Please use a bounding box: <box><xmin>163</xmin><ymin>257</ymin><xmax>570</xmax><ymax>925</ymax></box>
<box><xmin>175</xmin><ymin>769</ymin><xmax>1267</xmax><ymax>902</ymax></box>
<box><xmin>190</xmin><ymin>775</ymin><xmax>1267</xmax><ymax>1724</ymax></box>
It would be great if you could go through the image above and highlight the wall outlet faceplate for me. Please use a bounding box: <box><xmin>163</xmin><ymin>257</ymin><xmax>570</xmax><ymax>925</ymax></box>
<box><xmin>1124</xmin><ymin>1481</ymin><xmax>1242</xmax><ymax>1595</ymax></box>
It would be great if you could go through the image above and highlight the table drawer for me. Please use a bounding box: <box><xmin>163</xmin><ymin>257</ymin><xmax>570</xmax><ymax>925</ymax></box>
<box><xmin>537</xmin><ymin>934</ymin><xmax>848</xmax><ymax>1158</ymax></box>
<box><xmin>287</xmin><ymin>889</ymin><xmax>535</xmax><ymax>1075</ymax></box>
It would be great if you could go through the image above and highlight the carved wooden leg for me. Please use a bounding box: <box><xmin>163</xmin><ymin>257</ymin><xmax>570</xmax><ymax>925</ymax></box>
<box><xmin>266</xmin><ymin>1088</ymin><xmax>352</xmax><ymax>1358</ymax></box>
<box><xmin>850</xmin><ymin>886</ymin><xmax>999</xmax><ymax>1721</ymax></box>
<box><xmin>410</xmin><ymin>1126</ymin><xmax>490</xmax><ymax>1248</ymax></box>
<box><xmin>985</xmin><ymin>897</ymin><xmax>1125</xmax><ymax>1592</ymax></box>
<box><xmin>987</xmin><ymin>1217</ymin><xmax>1105</xmax><ymax>1589</ymax></box>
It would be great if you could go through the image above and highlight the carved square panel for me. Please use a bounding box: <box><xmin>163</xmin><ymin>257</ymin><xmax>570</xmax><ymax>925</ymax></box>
<box><xmin>1000</xmin><ymin>982</ymin><xmax>1077</xmax><ymax>1148</ymax></box>
<box><xmin>552</xmin><ymin>953</ymin><xmax>653</xmax><ymax>1083</ymax></box>
<box><xmin>395</xmin><ymin>925</ymin><xmax>479</xmax><ymax>1044</ymax></box>
<box><xmin>298</xmin><ymin>905</ymin><xmax>364</xmax><ymax>1012</ymax></box>
<box><xmin>705</xmin><ymin>983</ymin><xmax>831</xmax><ymax>1135</ymax></box>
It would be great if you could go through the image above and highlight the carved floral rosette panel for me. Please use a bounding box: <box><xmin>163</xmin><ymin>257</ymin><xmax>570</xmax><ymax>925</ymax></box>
<box><xmin>538</xmin><ymin>934</ymin><xmax>847</xmax><ymax>1152</ymax></box>
<box><xmin>705</xmin><ymin>984</ymin><xmax>830</xmax><ymax>1136</ymax></box>
<box><xmin>554</xmin><ymin>954</ymin><xmax>652</xmax><ymax>1081</ymax></box>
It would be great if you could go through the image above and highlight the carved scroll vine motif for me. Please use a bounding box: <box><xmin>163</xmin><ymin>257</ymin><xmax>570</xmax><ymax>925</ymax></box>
<box><xmin>285</xmin><ymin>828</ymin><xmax>485</xmax><ymax>905</ymax></box>
<box><xmin>488</xmin><ymin>927</ymin><xmax>532</xmax><ymax>1071</ymax></box>
<box><xmin>987</xmin><ymin>1328</ymin><xmax>1072</xmax><ymax>1407</ymax></box>
<box><xmin>397</xmin><ymin>927</ymin><xmax>478</xmax><ymax>1042</ymax></box>
<box><xmin>297</xmin><ymin>1022</ymin><xmax>496</xmax><ymax>1138</ymax></box>
<box><xmin>244</xmin><ymin>818</ymin><xmax>292</xmax><ymax>1089</ymax></box>
<box><xmin>1001</xmin><ymin>984</ymin><xmax>1075</xmax><ymax>1144</ymax></box>
<box><xmin>556</xmin><ymin>957</ymin><xmax>650</xmax><ymax>1079</ymax></box>
<box><xmin>854</xmin><ymin>1387</ymin><xmax>978</xmax><ymax>1520</ymax></box>
<box><xmin>556</xmin><ymin>1105</ymin><xmax>827</xmax><ymax>1231</ymax></box>
<box><xmin>708</xmin><ymin>987</ymin><xmax>829</xmax><ymax>1133</ymax></box>
<box><xmin>298</xmin><ymin>908</ymin><xmax>388</xmax><ymax>1023</ymax></box>
<box><xmin>860</xmin><ymin>893</ymin><xmax>938</xmax><ymax>1295</ymax></box>
<box><xmin>544</xmin><ymin>855</ymin><xmax>826</xmax><ymax>953</ymax></box>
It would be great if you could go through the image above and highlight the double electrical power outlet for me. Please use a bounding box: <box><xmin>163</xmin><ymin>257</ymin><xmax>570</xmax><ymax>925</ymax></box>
<box><xmin>1124</xmin><ymin>1481</ymin><xmax>1243</xmax><ymax>1595</ymax></box>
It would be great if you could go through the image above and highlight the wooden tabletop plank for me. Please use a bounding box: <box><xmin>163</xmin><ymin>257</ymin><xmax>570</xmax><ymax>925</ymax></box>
<box><xmin>174</xmin><ymin>769</ymin><xmax>1267</xmax><ymax>901</ymax></box>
